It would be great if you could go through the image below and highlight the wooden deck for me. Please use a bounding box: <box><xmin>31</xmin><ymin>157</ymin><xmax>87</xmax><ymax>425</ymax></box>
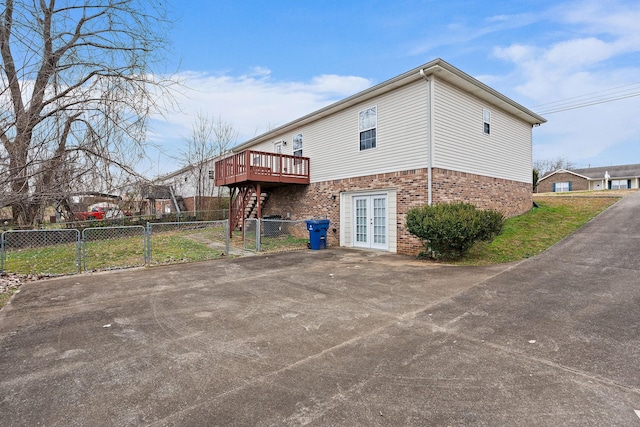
<box><xmin>215</xmin><ymin>150</ymin><xmax>310</xmax><ymax>187</ymax></box>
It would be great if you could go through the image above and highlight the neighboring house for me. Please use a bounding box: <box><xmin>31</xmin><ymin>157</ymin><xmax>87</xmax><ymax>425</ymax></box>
<box><xmin>213</xmin><ymin>58</ymin><xmax>546</xmax><ymax>255</ymax></box>
<box><xmin>154</xmin><ymin>159</ymin><xmax>228</xmax><ymax>214</ymax></box>
<box><xmin>537</xmin><ymin>164</ymin><xmax>640</xmax><ymax>193</ymax></box>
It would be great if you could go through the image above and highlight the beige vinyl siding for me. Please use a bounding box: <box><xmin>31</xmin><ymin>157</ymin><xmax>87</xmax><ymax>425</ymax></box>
<box><xmin>250</xmin><ymin>80</ymin><xmax>429</xmax><ymax>183</ymax></box>
<box><xmin>432</xmin><ymin>79</ymin><xmax>532</xmax><ymax>183</ymax></box>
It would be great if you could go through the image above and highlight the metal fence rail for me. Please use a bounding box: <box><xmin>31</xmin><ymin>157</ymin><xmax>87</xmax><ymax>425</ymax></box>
<box><xmin>82</xmin><ymin>226</ymin><xmax>146</xmax><ymax>272</ymax></box>
<box><xmin>1</xmin><ymin>229</ymin><xmax>81</xmax><ymax>275</ymax></box>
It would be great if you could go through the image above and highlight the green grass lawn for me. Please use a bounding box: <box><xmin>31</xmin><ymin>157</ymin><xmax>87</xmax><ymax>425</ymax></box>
<box><xmin>148</xmin><ymin>233</ymin><xmax>225</xmax><ymax>265</ymax></box>
<box><xmin>3</xmin><ymin>243</ymin><xmax>81</xmax><ymax>275</ymax></box>
<box><xmin>260</xmin><ymin>235</ymin><xmax>310</xmax><ymax>252</ymax></box>
<box><xmin>454</xmin><ymin>196</ymin><xmax>619</xmax><ymax>265</ymax></box>
<box><xmin>2</xmin><ymin>231</ymin><xmax>226</xmax><ymax>274</ymax></box>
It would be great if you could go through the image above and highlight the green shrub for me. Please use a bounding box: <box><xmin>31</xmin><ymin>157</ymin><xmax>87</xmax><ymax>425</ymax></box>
<box><xmin>406</xmin><ymin>202</ymin><xmax>504</xmax><ymax>259</ymax></box>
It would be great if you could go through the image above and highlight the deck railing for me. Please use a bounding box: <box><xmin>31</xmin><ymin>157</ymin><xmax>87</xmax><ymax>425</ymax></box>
<box><xmin>215</xmin><ymin>150</ymin><xmax>310</xmax><ymax>186</ymax></box>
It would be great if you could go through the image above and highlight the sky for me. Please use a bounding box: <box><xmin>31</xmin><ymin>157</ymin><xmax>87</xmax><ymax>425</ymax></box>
<box><xmin>146</xmin><ymin>0</ymin><xmax>640</xmax><ymax>176</ymax></box>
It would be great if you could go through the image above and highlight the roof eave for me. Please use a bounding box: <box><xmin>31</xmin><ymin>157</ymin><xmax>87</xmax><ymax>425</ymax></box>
<box><xmin>233</xmin><ymin>58</ymin><xmax>546</xmax><ymax>151</ymax></box>
<box><xmin>538</xmin><ymin>169</ymin><xmax>590</xmax><ymax>182</ymax></box>
<box><xmin>421</xmin><ymin>60</ymin><xmax>547</xmax><ymax>126</ymax></box>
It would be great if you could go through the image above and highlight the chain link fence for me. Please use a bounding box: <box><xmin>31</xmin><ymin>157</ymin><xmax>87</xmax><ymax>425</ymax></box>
<box><xmin>243</xmin><ymin>218</ymin><xmax>260</xmax><ymax>251</ymax></box>
<box><xmin>1</xmin><ymin>229</ymin><xmax>81</xmax><ymax>275</ymax></box>
<box><xmin>243</xmin><ymin>218</ymin><xmax>309</xmax><ymax>252</ymax></box>
<box><xmin>82</xmin><ymin>226</ymin><xmax>146</xmax><ymax>271</ymax></box>
<box><xmin>1</xmin><ymin>220</ymin><xmax>230</xmax><ymax>275</ymax></box>
<box><xmin>0</xmin><ymin>218</ymin><xmax>312</xmax><ymax>275</ymax></box>
<box><xmin>147</xmin><ymin>220</ymin><xmax>229</xmax><ymax>266</ymax></box>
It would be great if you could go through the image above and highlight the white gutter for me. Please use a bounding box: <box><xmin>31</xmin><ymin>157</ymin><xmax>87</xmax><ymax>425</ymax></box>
<box><xmin>419</xmin><ymin>68</ymin><xmax>434</xmax><ymax>205</ymax></box>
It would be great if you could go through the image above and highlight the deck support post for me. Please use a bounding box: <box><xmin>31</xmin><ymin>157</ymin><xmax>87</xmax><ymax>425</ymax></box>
<box><xmin>256</xmin><ymin>183</ymin><xmax>262</xmax><ymax>219</ymax></box>
<box><xmin>228</xmin><ymin>187</ymin><xmax>235</xmax><ymax>238</ymax></box>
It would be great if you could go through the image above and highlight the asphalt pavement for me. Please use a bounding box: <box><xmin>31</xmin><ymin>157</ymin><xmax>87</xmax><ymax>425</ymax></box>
<box><xmin>1</xmin><ymin>192</ymin><xmax>640</xmax><ymax>426</ymax></box>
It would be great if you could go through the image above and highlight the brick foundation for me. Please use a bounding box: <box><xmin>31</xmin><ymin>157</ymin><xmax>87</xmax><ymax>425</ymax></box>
<box><xmin>263</xmin><ymin>167</ymin><xmax>532</xmax><ymax>256</ymax></box>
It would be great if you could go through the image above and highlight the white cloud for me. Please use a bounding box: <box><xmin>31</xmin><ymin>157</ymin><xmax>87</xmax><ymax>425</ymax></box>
<box><xmin>410</xmin><ymin>12</ymin><xmax>538</xmax><ymax>56</ymax></box>
<box><xmin>492</xmin><ymin>0</ymin><xmax>640</xmax><ymax>166</ymax></box>
<box><xmin>146</xmin><ymin>69</ymin><xmax>373</xmax><ymax>174</ymax></box>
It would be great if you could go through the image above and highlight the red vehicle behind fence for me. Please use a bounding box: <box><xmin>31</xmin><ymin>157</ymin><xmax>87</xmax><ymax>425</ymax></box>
<box><xmin>72</xmin><ymin>206</ymin><xmax>130</xmax><ymax>221</ymax></box>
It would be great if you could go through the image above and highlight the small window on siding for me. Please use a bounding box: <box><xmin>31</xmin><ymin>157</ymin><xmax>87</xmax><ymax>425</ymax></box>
<box><xmin>483</xmin><ymin>109</ymin><xmax>491</xmax><ymax>135</ymax></box>
<box><xmin>359</xmin><ymin>106</ymin><xmax>377</xmax><ymax>150</ymax></box>
<box><xmin>293</xmin><ymin>133</ymin><xmax>303</xmax><ymax>157</ymax></box>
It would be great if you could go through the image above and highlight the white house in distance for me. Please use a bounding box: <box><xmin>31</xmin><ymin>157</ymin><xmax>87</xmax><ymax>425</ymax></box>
<box><xmin>214</xmin><ymin>58</ymin><xmax>546</xmax><ymax>255</ymax></box>
<box><xmin>153</xmin><ymin>158</ymin><xmax>228</xmax><ymax>215</ymax></box>
<box><xmin>536</xmin><ymin>164</ymin><xmax>640</xmax><ymax>193</ymax></box>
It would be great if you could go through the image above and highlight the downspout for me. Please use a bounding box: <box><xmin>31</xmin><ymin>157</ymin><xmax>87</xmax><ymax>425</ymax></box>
<box><xmin>419</xmin><ymin>69</ymin><xmax>434</xmax><ymax>205</ymax></box>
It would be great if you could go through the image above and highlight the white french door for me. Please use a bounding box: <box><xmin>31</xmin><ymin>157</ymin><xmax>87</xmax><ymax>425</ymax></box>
<box><xmin>353</xmin><ymin>194</ymin><xmax>388</xmax><ymax>250</ymax></box>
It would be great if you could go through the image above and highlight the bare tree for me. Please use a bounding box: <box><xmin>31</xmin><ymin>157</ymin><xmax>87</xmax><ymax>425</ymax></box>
<box><xmin>180</xmin><ymin>112</ymin><xmax>237</xmax><ymax>212</ymax></box>
<box><xmin>533</xmin><ymin>157</ymin><xmax>575</xmax><ymax>177</ymax></box>
<box><xmin>0</xmin><ymin>0</ymin><xmax>174</xmax><ymax>225</ymax></box>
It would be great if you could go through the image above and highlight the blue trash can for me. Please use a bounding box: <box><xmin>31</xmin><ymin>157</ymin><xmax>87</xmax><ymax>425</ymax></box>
<box><xmin>305</xmin><ymin>219</ymin><xmax>330</xmax><ymax>250</ymax></box>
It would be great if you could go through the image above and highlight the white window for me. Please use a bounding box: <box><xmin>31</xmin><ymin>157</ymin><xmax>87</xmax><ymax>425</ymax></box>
<box><xmin>293</xmin><ymin>133</ymin><xmax>303</xmax><ymax>157</ymax></box>
<box><xmin>610</xmin><ymin>179</ymin><xmax>629</xmax><ymax>190</ymax></box>
<box><xmin>555</xmin><ymin>182</ymin><xmax>570</xmax><ymax>192</ymax></box>
<box><xmin>483</xmin><ymin>109</ymin><xmax>491</xmax><ymax>135</ymax></box>
<box><xmin>359</xmin><ymin>106</ymin><xmax>377</xmax><ymax>150</ymax></box>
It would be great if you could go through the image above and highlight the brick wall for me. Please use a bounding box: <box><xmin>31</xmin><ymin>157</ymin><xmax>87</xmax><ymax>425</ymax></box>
<box><xmin>263</xmin><ymin>167</ymin><xmax>532</xmax><ymax>256</ymax></box>
<box><xmin>536</xmin><ymin>172</ymin><xmax>588</xmax><ymax>193</ymax></box>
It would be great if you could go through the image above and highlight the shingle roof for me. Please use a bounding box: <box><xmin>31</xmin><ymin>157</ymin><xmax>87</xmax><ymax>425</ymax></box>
<box><xmin>569</xmin><ymin>164</ymin><xmax>640</xmax><ymax>179</ymax></box>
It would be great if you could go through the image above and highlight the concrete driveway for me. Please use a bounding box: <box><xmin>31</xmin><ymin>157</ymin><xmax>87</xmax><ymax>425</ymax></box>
<box><xmin>1</xmin><ymin>192</ymin><xmax>640</xmax><ymax>426</ymax></box>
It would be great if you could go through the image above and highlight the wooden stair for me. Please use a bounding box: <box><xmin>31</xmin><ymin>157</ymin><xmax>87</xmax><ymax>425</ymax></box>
<box><xmin>229</xmin><ymin>186</ymin><xmax>270</xmax><ymax>232</ymax></box>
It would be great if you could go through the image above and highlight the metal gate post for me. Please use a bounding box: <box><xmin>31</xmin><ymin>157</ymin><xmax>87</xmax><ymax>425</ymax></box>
<box><xmin>256</xmin><ymin>219</ymin><xmax>261</xmax><ymax>252</ymax></box>
<box><xmin>77</xmin><ymin>230</ymin><xmax>82</xmax><ymax>273</ymax></box>
<box><xmin>225</xmin><ymin>220</ymin><xmax>229</xmax><ymax>256</ymax></box>
<box><xmin>146</xmin><ymin>222</ymin><xmax>151</xmax><ymax>265</ymax></box>
<box><xmin>1</xmin><ymin>232</ymin><xmax>5</xmax><ymax>274</ymax></box>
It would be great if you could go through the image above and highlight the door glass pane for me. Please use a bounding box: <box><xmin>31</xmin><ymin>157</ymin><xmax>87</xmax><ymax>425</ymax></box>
<box><xmin>373</xmin><ymin>197</ymin><xmax>386</xmax><ymax>244</ymax></box>
<box><xmin>274</xmin><ymin>143</ymin><xmax>282</xmax><ymax>172</ymax></box>
<box><xmin>355</xmin><ymin>199</ymin><xmax>368</xmax><ymax>243</ymax></box>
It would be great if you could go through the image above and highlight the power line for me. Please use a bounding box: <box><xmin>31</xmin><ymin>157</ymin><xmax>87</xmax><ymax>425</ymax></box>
<box><xmin>538</xmin><ymin>92</ymin><xmax>640</xmax><ymax>114</ymax></box>
<box><xmin>534</xmin><ymin>82</ymin><xmax>640</xmax><ymax>115</ymax></box>
<box><xmin>533</xmin><ymin>82</ymin><xmax>640</xmax><ymax>108</ymax></box>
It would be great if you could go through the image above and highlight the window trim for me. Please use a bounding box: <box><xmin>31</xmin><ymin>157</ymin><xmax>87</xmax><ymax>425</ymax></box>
<box><xmin>483</xmin><ymin>108</ymin><xmax>491</xmax><ymax>135</ymax></box>
<box><xmin>358</xmin><ymin>105</ymin><xmax>377</xmax><ymax>151</ymax></box>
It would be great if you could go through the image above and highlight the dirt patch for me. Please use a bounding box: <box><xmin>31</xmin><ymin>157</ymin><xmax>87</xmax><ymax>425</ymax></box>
<box><xmin>0</xmin><ymin>273</ymin><xmax>48</xmax><ymax>309</ymax></box>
